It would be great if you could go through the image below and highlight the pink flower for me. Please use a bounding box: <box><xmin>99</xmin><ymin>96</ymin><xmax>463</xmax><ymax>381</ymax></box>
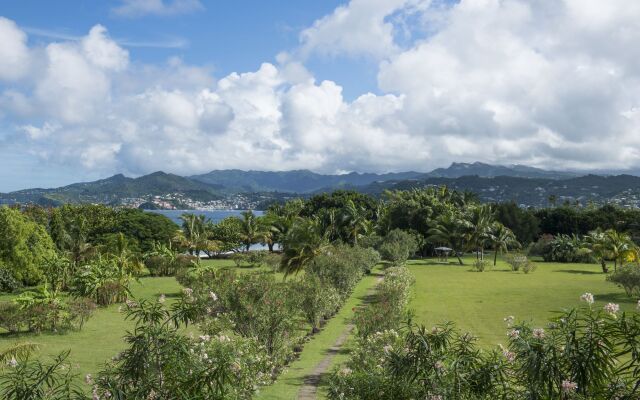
<box><xmin>561</xmin><ymin>380</ymin><xmax>578</xmax><ymax>393</ymax></box>
<box><xmin>508</xmin><ymin>329</ymin><xmax>520</xmax><ymax>339</ymax></box>
<box><xmin>183</xmin><ymin>288</ymin><xmax>193</xmax><ymax>297</ymax></box>
<box><xmin>580</xmin><ymin>293</ymin><xmax>594</xmax><ymax>305</ymax></box>
<box><xmin>533</xmin><ymin>328</ymin><xmax>545</xmax><ymax>339</ymax></box>
<box><xmin>603</xmin><ymin>303</ymin><xmax>620</xmax><ymax>315</ymax></box>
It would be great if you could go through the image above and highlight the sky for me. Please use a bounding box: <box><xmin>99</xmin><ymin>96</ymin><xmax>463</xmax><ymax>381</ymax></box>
<box><xmin>1</xmin><ymin>0</ymin><xmax>639</xmax><ymax>192</ymax></box>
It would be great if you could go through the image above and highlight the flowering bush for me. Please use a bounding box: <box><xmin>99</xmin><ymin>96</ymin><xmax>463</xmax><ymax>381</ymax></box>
<box><xmin>93</xmin><ymin>296</ymin><xmax>273</xmax><ymax>399</ymax></box>
<box><xmin>607</xmin><ymin>264</ymin><xmax>640</xmax><ymax>297</ymax></box>
<box><xmin>0</xmin><ymin>351</ymin><xmax>85</xmax><ymax>399</ymax></box>
<box><xmin>0</xmin><ymin>267</ymin><xmax>21</xmax><ymax>293</ymax></box>
<box><xmin>378</xmin><ymin>229</ymin><xmax>418</xmax><ymax>267</ymax></box>
<box><xmin>329</xmin><ymin>297</ymin><xmax>640</xmax><ymax>400</ymax></box>
<box><xmin>295</xmin><ymin>274</ymin><xmax>342</xmax><ymax>333</ymax></box>
<box><xmin>355</xmin><ymin>267</ymin><xmax>413</xmax><ymax>339</ymax></box>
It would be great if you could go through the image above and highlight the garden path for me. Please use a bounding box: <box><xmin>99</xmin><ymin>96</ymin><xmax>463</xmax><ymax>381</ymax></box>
<box><xmin>296</xmin><ymin>275</ymin><xmax>384</xmax><ymax>400</ymax></box>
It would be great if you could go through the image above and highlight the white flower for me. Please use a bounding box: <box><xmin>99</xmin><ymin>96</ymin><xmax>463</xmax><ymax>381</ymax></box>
<box><xmin>383</xmin><ymin>345</ymin><xmax>393</xmax><ymax>354</ymax></box>
<box><xmin>338</xmin><ymin>367</ymin><xmax>352</xmax><ymax>377</ymax></box>
<box><xmin>604</xmin><ymin>303</ymin><xmax>620</xmax><ymax>315</ymax></box>
<box><xmin>503</xmin><ymin>315</ymin><xmax>515</xmax><ymax>326</ymax></box>
<box><xmin>561</xmin><ymin>380</ymin><xmax>578</xmax><ymax>393</ymax></box>
<box><xmin>85</xmin><ymin>373</ymin><xmax>93</xmax><ymax>384</ymax></box>
<box><xmin>434</xmin><ymin>360</ymin><xmax>445</xmax><ymax>370</ymax></box>
<box><xmin>209</xmin><ymin>291</ymin><xmax>218</xmax><ymax>301</ymax></box>
<box><xmin>158</xmin><ymin>294</ymin><xmax>166</xmax><ymax>303</ymax></box>
<box><xmin>8</xmin><ymin>357</ymin><xmax>17</xmax><ymax>368</ymax></box>
<box><xmin>199</xmin><ymin>335</ymin><xmax>211</xmax><ymax>343</ymax></box>
<box><xmin>125</xmin><ymin>299</ymin><xmax>137</xmax><ymax>308</ymax></box>
<box><xmin>533</xmin><ymin>328</ymin><xmax>545</xmax><ymax>339</ymax></box>
<box><xmin>183</xmin><ymin>288</ymin><xmax>193</xmax><ymax>297</ymax></box>
<box><xmin>580</xmin><ymin>293</ymin><xmax>594</xmax><ymax>305</ymax></box>
<box><xmin>508</xmin><ymin>329</ymin><xmax>520</xmax><ymax>339</ymax></box>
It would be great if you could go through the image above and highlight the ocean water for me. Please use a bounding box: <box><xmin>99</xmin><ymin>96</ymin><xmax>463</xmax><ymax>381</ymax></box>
<box><xmin>146</xmin><ymin>209</ymin><xmax>264</xmax><ymax>225</ymax></box>
<box><xmin>146</xmin><ymin>209</ymin><xmax>272</xmax><ymax>251</ymax></box>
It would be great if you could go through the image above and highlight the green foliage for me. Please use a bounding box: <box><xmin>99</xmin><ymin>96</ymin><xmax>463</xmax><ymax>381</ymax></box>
<box><xmin>71</xmin><ymin>256</ymin><xmax>133</xmax><ymax>306</ymax></box>
<box><xmin>0</xmin><ymin>266</ymin><xmax>21</xmax><ymax>293</ymax></box>
<box><xmin>472</xmin><ymin>259</ymin><xmax>488</xmax><ymax>272</ymax></box>
<box><xmin>494</xmin><ymin>201</ymin><xmax>540</xmax><ymax>245</ymax></box>
<box><xmin>330</xmin><ymin>306</ymin><xmax>640</xmax><ymax>400</ymax></box>
<box><xmin>354</xmin><ymin>266</ymin><xmax>413</xmax><ymax>338</ymax></box>
<box><xmin>93</xmin><ymin>296</ymin><xmax>272</xmax><ymax>399</ymax></box>
<box><xmin>0</xmin><ymin>351</ymin><xmax>85</xmax><ymax>400</ymax></box>
<box><xmin>607</xmin><ymin>265</ymin><xmax>640</xmax><ymax>297</ymax></box>
<box><xmin>0</xmin><ymin>207</ymin><xmax>56</xmax><ymax>285</ymax></box>
<box><xmin>505</xmin><ymin>254</ymin><xmax>537</xmax><ymax>274</ymax></box>
<box><xmin>378</xmin><ymin>229</ymin><xmax>418</xmax><ymax>266</ymax></box>
<box><xmin>7</xmin><ymin>285</ymin><xmax>96</xmax><ymax>333</ymax></box>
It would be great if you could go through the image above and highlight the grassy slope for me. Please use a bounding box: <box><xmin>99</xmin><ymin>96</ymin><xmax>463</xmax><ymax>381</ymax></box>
<box><xmin>407</xmin><ymin>257</ymin><xmax>636</xmax><ymax>347</ymax></box>
<box><xmin>257</xmin><ymin>267</ymin><xmax>382</xmax><ymax>400</ymax></box>
<box><xmin>0</xmin><ymin>277</ymin><xmax>182</xmax><ymax>379</ymax></box>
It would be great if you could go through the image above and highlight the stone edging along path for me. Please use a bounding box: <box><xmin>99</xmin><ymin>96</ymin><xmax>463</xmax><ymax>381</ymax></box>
<box><xmin>296</xmin><ymin>274</ymin><xmax>384</xmax><ymax>400</ymax></box>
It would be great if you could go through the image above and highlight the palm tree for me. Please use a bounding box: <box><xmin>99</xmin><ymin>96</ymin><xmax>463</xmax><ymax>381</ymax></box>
<box><xmin>585</xmin><ymin>229</ymin><xmax>610</xmax><ymax>273</ymax></box>
<box><xmin>427</xmin><ymin>210</ymin><xmax>466</xmax><ymax>265</ymax></box>
<box><xmin>280</xmin><ymin>217</ymin><xmax>328</xmax><ymax>277</ymax></box>
<box><xmin>463</xmin><ymin>205</ymin><xmax>494</xmax><ymax>261</ymax></box>
<box><xmin>488</xmin><ymin>222</ymin><xmax>520</xmax><ymax>266</ymax></box>
<box><xmin>605</xmin><ymin>229</ymin><xmax>636</xmax><ymax>271</ymax></box>
<box><xmin>342</xmin><ymin>200</ymin><xmax>370</xmax><ymax>246</ymax></box>
<box><xmin>237</xmin><ymin>211</ymin><xmax>270</xmax><ymax>252</ymax></box>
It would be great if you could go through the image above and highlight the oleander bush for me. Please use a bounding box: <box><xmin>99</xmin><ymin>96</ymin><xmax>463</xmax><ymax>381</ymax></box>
<box><xmin>330</xmin><ymin>296</ymin><xmax>640</xmax><ymax>400</ymax></box>
<box><xmin>607</xmin><ymin>264</ymin><xmax>640</xmax><ymax>297</ymax></box>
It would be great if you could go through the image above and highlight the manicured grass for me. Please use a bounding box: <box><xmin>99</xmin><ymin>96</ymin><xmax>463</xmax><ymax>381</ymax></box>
<box><xmin>0</xmin><ymin>258</ymin><xmax>253</xmax><ymax>382</ymax></box>
<box><xmin>256</xmin><ymin>266</ymin><xmax>382</xmax><ymax>400</ymax></box>
<box><xmin>0</xmin><ymin>276</ymin><xmax>182</xmax><ymax>381</ymax></box>
<box><xmin>407</xmin><ymin>257</ymin><xmax>636</xmax><ymax>347</ymax></box>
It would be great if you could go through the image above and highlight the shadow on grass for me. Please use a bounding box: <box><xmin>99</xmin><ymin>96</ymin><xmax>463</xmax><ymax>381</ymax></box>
<box><xmin>554</xmin><ymin>269</ymin><xmax>603</xmax><ymax>275</ymax></box>
<box><xmin>594</xmin><ymin>292</ymin><xmax>637</xmax><ymax>305</ymax></box>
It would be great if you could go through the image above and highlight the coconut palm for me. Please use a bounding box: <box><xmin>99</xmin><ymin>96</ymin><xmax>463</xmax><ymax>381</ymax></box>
<box><xmin>342</xmin><ymin>200</ymin><xmax>370</xmax><ymax>246</ymax></box>
<box><xmin>605</xmin><ymin>229</ymin><xmax>636</xmax><ymax>271</ymax></box>
<box><xmin>280</xmin><ymin>217</ymin><xmax>328</xmax><ymax>277</ymax></box>
<box><xmin>237</xmin><ymin>211</ymin><xmax>270</xmax><ymax>252</ymax></box>
<box><xmin>488</xmin><ymin>222</ymin><xmax>520</xmax><ymax>266</ymax></box>
<box><xmin>585</xmin><ymin>229</ymin><xmax>610</xmax><ymax>273</ymax></box>
<box><xmin>463</xmin><ymin>205</ymin><xmax>494</xmax><ymax>261</ymax></box>
<box><xmin>427</xmin><ymin>210</ymin><xmax>466</xmax><ymax>265</ymax></box>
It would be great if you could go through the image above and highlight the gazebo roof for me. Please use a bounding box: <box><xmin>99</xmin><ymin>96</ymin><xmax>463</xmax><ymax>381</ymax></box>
<box><xmin>434</xmin><ymin>246</ymin><xmax>453</xmax><ymax>251</ymax></box>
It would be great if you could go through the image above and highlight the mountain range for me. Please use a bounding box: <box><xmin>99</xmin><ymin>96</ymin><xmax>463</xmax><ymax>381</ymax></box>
<box><xmin>1</xmin><ymin>162</ymin><xmax>639</xmax><ymax>209</ymax></box>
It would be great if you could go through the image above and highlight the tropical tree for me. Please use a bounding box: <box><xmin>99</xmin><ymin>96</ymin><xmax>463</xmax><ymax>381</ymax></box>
<box><xmin>342</xmin><ymin>200</ymin><xmax>371</xmax><ymax>246</ymax></box>
<box><xmin>462</xmin><ymin>205</ymin><xmax>494</xmax><ymax>261</ymax></box>
<box><xmin>427</xmin><ymin>209</ymin><xmax>466</xmax><ymax>265</ymax></box>
<box><xmin>605</xmin><ymin>229</ymin><xmax>636</xmax><ymax>271</ymax></box>
<box><xmin>585</xmin><ymin>229</ymin><xmax>610</xmax><ymax>273</ymax></box>
<box><xmin>236</xmin><ymin>211</ymin><xmax>270</xmax><ymax>252</ymax></box>
<box><xmin>280</xmin><ymin>217</ymin><xmax>328</xmax><ymax>277</ymax></box>
<box><xmin>488</xmin><ymin>222</ymin><xmax>520</xmax><ymax>266</ymax></box>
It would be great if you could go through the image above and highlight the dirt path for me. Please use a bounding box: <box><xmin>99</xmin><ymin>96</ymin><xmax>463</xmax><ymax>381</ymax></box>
<box><xmin>296</xmin><ymin>275</ymin><xmax>384</xmax><ymax>400</ymax></box>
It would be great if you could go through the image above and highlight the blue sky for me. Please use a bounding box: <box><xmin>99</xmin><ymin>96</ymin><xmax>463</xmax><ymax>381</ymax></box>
<box><xmin>1</xmin><ymin>0</ymin><xmax>639</xmax><ymax>192</ymax></box>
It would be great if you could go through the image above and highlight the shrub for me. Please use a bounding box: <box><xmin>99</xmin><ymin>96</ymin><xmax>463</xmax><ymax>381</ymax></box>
<box><xmin>93</xmin><ymin>297</ymin><xmax>273</xmax><ymax>399</ymax></box>
<box><xmin>330</xmin><ymin>304</ymin><xmax>640</xmax><ymax>400</ymax></box>
<box><xmin>0</xmin><ymin>267</ymin><xmax>21</xmax><ymax>293</ymax></box>
<box><xmin>296</xmin><ymin>274</ymin><xmax>341</xmax><ymax>333</ymax></box>
<box><xmin>473</xmin><ymin>259</ymin><xmax>487</xmax><ymax>272</ymax></box>
<box><xmin>67</xmin><ymin>297</ymin><xmax>97</xmax><ymax>330</ymax></box>
<box><xmin>0</xmin><ymin>302</ymin><xmax>25</xmax><ymax>333</ymax></box>
<box><xmin>378</xmin><ymin>229</ymin><xmax>418</xmax><ymax>266</ymax></box>
<box><xmin>506</xmin><ymin>254</ymin><xmax>537</xmax><ymax>274</ymax></box>
<box><xmin>307</xmin><ymin>245</ymin><xmax>366</xmax><ymax>300</ymax></box>
<box><xmin>355</xmin><ymin>266</ymin><xmax>413</xmax><ymax>338</ymax></box>
<box><xmin>71</xmin><ymin>257</ymin><xmax>133</xmax><ymax>306</ymax></box>
<box><xmin>607</xmin><ymin>265</ymin><xmax>640</xmax><ymax>297</ymax></box>
<box><xmin>0</xmin><ymin>351</ymin><xmax>85</xmax><ymax>399</ymax></box>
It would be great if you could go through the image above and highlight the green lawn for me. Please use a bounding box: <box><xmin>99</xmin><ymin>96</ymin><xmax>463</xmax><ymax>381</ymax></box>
<box><xmin>407</xmin><ymin>257</ymin><xmax>636</xmax><ymax>347</ymax></box>
<box><xmin>0</xmin><ymin>258</ymin><xmax>269</xmax><ymax>382</ymax></box>
<box><xmin>0</xmin><ymin>276</ymin><xmax>182</xmax><ymax>381</ymax></box>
